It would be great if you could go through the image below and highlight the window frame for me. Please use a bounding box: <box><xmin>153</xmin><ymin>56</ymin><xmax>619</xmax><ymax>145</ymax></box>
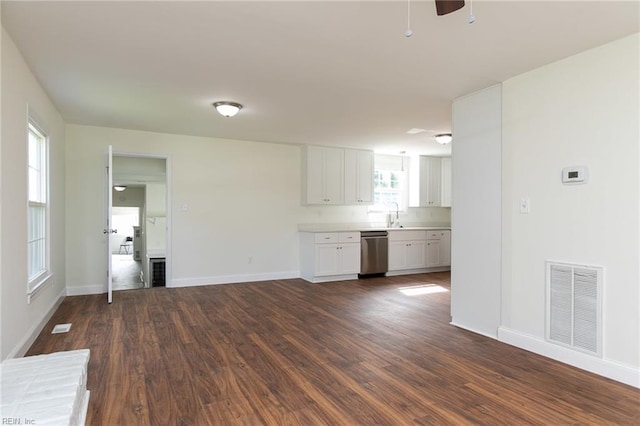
<box><xmin>369</xmin><ymin>154</ymin><xmax>409</xmax><ymax>213</ymax></box>
<box><xmin>27</xmin><ymin>119</ymin><xmax>51</xmax><ymax>295</ymax></box>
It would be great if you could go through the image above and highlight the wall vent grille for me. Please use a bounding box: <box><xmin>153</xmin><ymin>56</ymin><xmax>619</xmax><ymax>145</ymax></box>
<box><xmin>546</xmin><ymin>261</ymin><xmax>602</xmax><ymax>357</ymax></box>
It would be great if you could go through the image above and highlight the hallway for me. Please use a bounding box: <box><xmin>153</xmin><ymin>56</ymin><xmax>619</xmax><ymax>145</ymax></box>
<box><xmin>112</xmin><ymin>254</ymin><xmax>143</xmax><ymax>290</ymax></box>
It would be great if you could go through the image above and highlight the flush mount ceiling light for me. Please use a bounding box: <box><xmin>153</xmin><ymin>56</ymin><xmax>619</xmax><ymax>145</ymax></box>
<box><xmin>213</xmin><ymin>101</ymin><xmax>243</xmax><ymax>117</ymax></box>
<box><xmin>435</xmin><ymin>133</ymin><xmax>453</xmax><ymax>144</ymax></box>
<box><xmin>113</xmin><ymin>185</ymin><xmax>127</xmax><ymax>192</ymax></box>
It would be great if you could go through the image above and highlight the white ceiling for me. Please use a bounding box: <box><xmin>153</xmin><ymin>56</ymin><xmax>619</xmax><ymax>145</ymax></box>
<box><xmin>2</xmin><ymin>1</ymin><xmax>638</xmax><ymax>156</ymax></box>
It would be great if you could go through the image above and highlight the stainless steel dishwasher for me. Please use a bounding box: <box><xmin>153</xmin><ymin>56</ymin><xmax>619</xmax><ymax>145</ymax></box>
<box><xmin>360</xmin><ymin>230</ymin><xmax>389</xmax><ymax>276</ymax></box>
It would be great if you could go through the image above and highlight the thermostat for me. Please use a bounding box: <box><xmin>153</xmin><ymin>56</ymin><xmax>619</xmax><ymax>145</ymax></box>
<box><xmin>562</xmin><ymin>166</ymin><xmax>588</xmax><ymax>184</ymax></box>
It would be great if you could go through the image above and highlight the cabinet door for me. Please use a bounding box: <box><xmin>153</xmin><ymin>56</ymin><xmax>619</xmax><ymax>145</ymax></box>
<box><xmin>339</xmin><ymin>243</ymin><xmax>361</xmax><ymax>274</ymax></box>
<box><xmin>304</xmin><ymin>146</ymin><xmax>326</xmax><ymax>204</ymax></box>
<box><xmin>439</xmin><ymin>231</ymin><xmax>451</xmax><ymax>266</ymax></box>
<box><xmin>426</xmin><ymin>240</ymin><xmax>441</xmax><ymax>267</ymax></box>
<box><xmin>316</xmin><ymin>244</ymin><xmax>341</xmax><ymax>276</ymax></box>
<box><xmin>406</xmin><ymin>242</ymin><xmax>426</xmax><ymax>269</ymax></box>
<box><xmin>344</xmin><ymin>149</ymin><xmax>373</xmax><ymax>204</ymax></box>
<box><xmin>419</xmin><ymin>156</ymin><xmax>442</xmax><ymax>207</ymax></box>
<box><xmin>441</xmin><ymin>157</ymin><xmax>452</xmax><ymax>207</ymax></box>
<box><xmin>323</xmin><ymin>147</ymin><xmax>344</xmax><ymax>204</ymax></box>
<box><xmin>356</xmin><ymin>150</ymin><xmax>374</xmax><ymax>203</ymax></box>
<box><xmin>388</xmin><ymin>241</ymin><xmax>408</xmax><ymax>271</ymax></box>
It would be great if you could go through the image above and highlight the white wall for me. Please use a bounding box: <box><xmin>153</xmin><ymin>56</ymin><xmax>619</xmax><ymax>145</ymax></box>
<box><xmin>500</xmin><ymin>34</ymin><xmax>639</xmax><ymax>382</ymax></box>
<box><xmin>1</xmin><ymin>28</ymin><xmax>66</xmax><ymax>359</ymax></box>
<box><xmin>66</xmin><ymin>125</ymin><xmax>447</xmax><ymax>293</ymax></box>
<box><xmin>145</xmin><ymin>182</ymin><xmax>166</xmax><ymax>252</ymax></box>
<box><xmin>450</xmin><ymin>85</ymin><xmax>502</xmax><ymax>338</ymax></box>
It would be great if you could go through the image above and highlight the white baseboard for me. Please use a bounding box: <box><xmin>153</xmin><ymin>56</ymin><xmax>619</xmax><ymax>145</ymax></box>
<box><xmin>7</xmin><ymin>288</ymin><xmax>66</xmax><ymax>359</ymax></box>
<box><xmin>386</xmin><ymin>266</ymin><xmax>450</xmax><ymax>277</ymax></box>
<box><xmin>65</xmin><ymin>284</ymin><xmax>105</xmax><ymax>296</ymax></box>
<box><xmin>300</xmin><ymin>273</ymin><xmax>359</xmax><ymax>283</ymax></box>
<box><xmin>498</xmin><ymin>326</ymin><xmax>640</xmax><ymax>389</ymax></box>
<box><xmin>170</xmin><ymin>270</ymin><xmax>300</xmax><ymax>288</ymax></box>
<box><xmin>450</xmin><ymin>320</ymin><xmax>498</xmax><ymax>339</ymax></box>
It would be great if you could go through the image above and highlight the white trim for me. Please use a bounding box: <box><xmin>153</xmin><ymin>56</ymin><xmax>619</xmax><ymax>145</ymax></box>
<box><xmin>27</xmin><ymin>272</ymin><xmax>53</xmax><ymax>304</ymax></box>
<box><xmin>498</xmin><ymin>326</ymin><xmax>640</xmax><ymax>389</ymax></box>
<box><xmin>450</xmin><ymin>321</ymin><xmax>498</xmax><ymax>340</ymax></box>
<box><xmin>386</xmin><ymin>266</ymin><xmax>450</xmax><ymax>277</ymax></box>
<box><xmin>6</xmin><ymin>288</ymin><xmax>66</xmax><ymax>359</ymax></box>
<box><xmin>300</xmin><ymin>273</ymin><xmax>359</xmax><ymax>284</ymax></box>
<box><xmin>27</xmin><ymin>116</ymin><xmax>51</xmax><ymax>294</ymax></box>
<box><xmin>66</xmin><ymin>284</ymin><xmax>106</xmax><ymax>296</ymax></box>
<box><xmin>170</xmin><ymin>271</ymin><xmax>300</xmax><ymax>288</ymax></box>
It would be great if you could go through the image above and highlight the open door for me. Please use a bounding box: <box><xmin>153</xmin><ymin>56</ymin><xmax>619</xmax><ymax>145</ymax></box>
<box><xmin>104</xmin><ymin>145</ymin><xmax>114</xmax><ymax>303</ymax></box>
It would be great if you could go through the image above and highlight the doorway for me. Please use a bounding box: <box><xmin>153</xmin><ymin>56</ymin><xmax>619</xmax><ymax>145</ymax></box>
<box><xmin>111</xmin><ymin>154</ymin><xmax>169</xmax><ymax>291</ymax></box>
<box><xmin>111</xmin><ymin>207</ymin><xmax>143</xmax><ymax>290</ymax></box>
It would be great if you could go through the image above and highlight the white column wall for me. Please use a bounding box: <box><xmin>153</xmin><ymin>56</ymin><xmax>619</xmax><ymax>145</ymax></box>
<box><xmin>450</xmin><ymin>85</ymin><xmax>502</xmax><ymax>338</ymax></box>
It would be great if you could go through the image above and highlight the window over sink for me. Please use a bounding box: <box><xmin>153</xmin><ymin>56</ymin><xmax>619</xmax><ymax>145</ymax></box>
<box><xmin>371</xmin><ymin>154</ymin><xmax>408</xmax><ymax>213</ymax></box>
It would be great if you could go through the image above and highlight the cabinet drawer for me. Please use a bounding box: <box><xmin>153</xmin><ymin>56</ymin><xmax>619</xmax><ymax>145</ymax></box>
<box><xmin>315</xmin><ymin>233</ymin><xmax>339</xmax><ymax>243</ymax></box>
<box><xmin>427</xmin><ymin>230</ymin><xmax>450</xmax><ymax>240</ymax></box>
<box><xmin>339</xmin><ymin>232</ymin><xmax>360</xmax><ymax>243</ymax></box>
<box><xmin>389</xmin><ymin>230</ymin><xmax>427</xmax><ymax>241</ymax></box>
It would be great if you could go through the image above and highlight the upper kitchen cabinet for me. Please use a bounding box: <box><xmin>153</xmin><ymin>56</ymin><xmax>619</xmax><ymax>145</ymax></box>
<box><xmin>441</xmin><ymin>157</ymin><xmax>452</xmax><ymax>207</ymax></box>
<box><xmin>419</xmin><ymin>156</ymin><xmax>442</xmax><ymax>207</ymax></box>
<box><xmin>409</xmin><ymin>156</ymin><xmax>451</xmax><ymax>208</ymax></box>
<box><xmin>302</xmin><ymin>146</ymin><xmax>344</xmax><ymax>205</ymax></box>
<box><xmin>344</xmin><ymin>149</ymin><xmax>374</xmax><ymax>205</ymax></box>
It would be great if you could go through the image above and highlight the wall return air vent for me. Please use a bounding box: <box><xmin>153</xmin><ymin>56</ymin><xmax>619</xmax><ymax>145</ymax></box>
<box><xmin>546</xmin><ymin>261</ymin><xmax>603</xmax><ymax>357</ymax></box>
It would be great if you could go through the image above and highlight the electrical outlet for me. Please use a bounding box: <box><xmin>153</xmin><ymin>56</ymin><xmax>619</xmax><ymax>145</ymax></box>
<box><xmin>520</xmin><ymin>198</ymin><xmax>530</xmax><ymax>214</ymax></box>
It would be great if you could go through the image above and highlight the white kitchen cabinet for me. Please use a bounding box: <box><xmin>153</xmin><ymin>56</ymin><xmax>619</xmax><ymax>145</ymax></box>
<box><xmin>388</xmin><ymin>229</ymin><xmax>451</xmax><ymax>275</ymax></box>
<box><xmin>389</xmin><ymin>240</ymin><xmax>426</xmax><ymax>271</ymax></box>
<box><xmin>344</xmin><ymin>149</ymin><xmax>374</xmax><ymax>205</ymax></box>
<box><xmin>388</xmin><ymin>230</ymin><xmax>427</xmax><ymax>271</ymax></box>
<box><xmin>441</xmin><ymin>157</ymin><xmax>452</xmax><ymax>207</ymax></box>
<box><xmin>302</xmin><ymin>146</ymin><xmax>344</xmax><ymax>205</ymax></box>
<box><xmin>419</xmin><ymin>156</ymin><xmax>442</xmax><ymax>207</ymax></box>
<box><xmin>426</xmin><ymin>230</ymin><xmax>451</xmax><ymax>267</ymax></box>
<box><xmin>300</xmin><ymin>232</ymin><xmax>361</xmax><ymax>282</ymax></box>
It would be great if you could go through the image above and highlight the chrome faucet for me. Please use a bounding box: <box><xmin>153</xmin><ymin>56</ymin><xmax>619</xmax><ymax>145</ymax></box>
<box><xmin>390</xmin><ymin>202</ymin><xmax>400</xmax><ymax>228</ymax></box>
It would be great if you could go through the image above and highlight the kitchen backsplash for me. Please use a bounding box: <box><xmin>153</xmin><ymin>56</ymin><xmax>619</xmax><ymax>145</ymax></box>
<box><xmin>298</xmin><ymin>205</ymin><xmax>451</xmax><ymax>229</ymax></box>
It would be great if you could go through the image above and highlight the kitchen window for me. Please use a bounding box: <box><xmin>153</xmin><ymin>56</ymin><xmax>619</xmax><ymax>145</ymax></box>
<box><xmin>28</xmin><ymin>120</ymin><xmax>50</xmax><ymax>294</ymax></box>
<box><xmin>371</xmin><ymin>154</ymin><xmax>408</xmax><ymax>212</ymax></box>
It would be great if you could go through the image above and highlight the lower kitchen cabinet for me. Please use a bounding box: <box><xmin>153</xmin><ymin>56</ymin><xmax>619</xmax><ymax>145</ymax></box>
<box><xmin>426</xmin><ymin>230</ymin><xmax>451</xmax><ymax>268</ymax></box>
<box><xmin>300</xmin><ymin>232</ymin><xmax>361</xmax><ymax>282</ymax></box>
<box><xmin>388</xmin><ymin>229</ymin><xmax>451</xmax><ymax>275</ymax></box>
<box><xmin>389</xmin><ymin>240</ymin><xmax>426</xmax><ymax>271</ymax></box>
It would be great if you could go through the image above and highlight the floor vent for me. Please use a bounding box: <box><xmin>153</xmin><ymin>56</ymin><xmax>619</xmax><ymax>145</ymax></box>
<box><xmin>52</xmin><ymin>323</ymin><xmax>72</xmax><ymax>334</ymax></box>
<box><xmin>546</xmin><ymin>261</ymin><xmax>602</xmax><ymax>357</ymax></box>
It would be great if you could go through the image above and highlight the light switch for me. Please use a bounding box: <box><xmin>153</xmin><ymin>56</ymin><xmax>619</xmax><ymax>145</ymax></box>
<box><xmin>519</xmin><ymin>198</ymin><xmax>530</xmax><ymax>214</ymax></box>
<box><xmin>179</xmin><ymin>203</ymin><xmax>188</xmax><ymax>212</ymax></box>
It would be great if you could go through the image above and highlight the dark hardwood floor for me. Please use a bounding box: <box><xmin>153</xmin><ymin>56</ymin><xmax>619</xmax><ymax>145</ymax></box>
<box><xmin>27</xmin><ymin>272</ymin><xmax>639</xmax><ymax>425</ymax></box>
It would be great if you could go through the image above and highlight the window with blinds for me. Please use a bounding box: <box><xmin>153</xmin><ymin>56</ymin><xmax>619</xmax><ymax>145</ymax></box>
<box><xmin>28</xmin><ymin>122</ymin><xmax>49</xmax><ymax>292</ymax></box>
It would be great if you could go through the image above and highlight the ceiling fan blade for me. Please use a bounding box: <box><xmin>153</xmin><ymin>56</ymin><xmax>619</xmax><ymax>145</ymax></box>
<box><xmin>435</xmin><ymin>0</ymin><xmax>465</xmax><ymax>16</ymax></box>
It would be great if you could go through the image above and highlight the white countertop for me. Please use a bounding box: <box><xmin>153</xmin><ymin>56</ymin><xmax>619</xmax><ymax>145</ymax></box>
<box><xmin>298</xmin><ymin>223</ymin><xmax>451</xmax><ymax>233</ymax></box>
<box><xmin>146</xmin><ymin>250</ymin><xmax>166</xmax><ymax>258</ymax></box>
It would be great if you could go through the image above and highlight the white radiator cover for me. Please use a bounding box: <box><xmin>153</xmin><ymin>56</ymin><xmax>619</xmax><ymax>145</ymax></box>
<box><xmin>546</xmin><ymin>261</ymin><xmax>603</xmax><ymax>357</ymax></box>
